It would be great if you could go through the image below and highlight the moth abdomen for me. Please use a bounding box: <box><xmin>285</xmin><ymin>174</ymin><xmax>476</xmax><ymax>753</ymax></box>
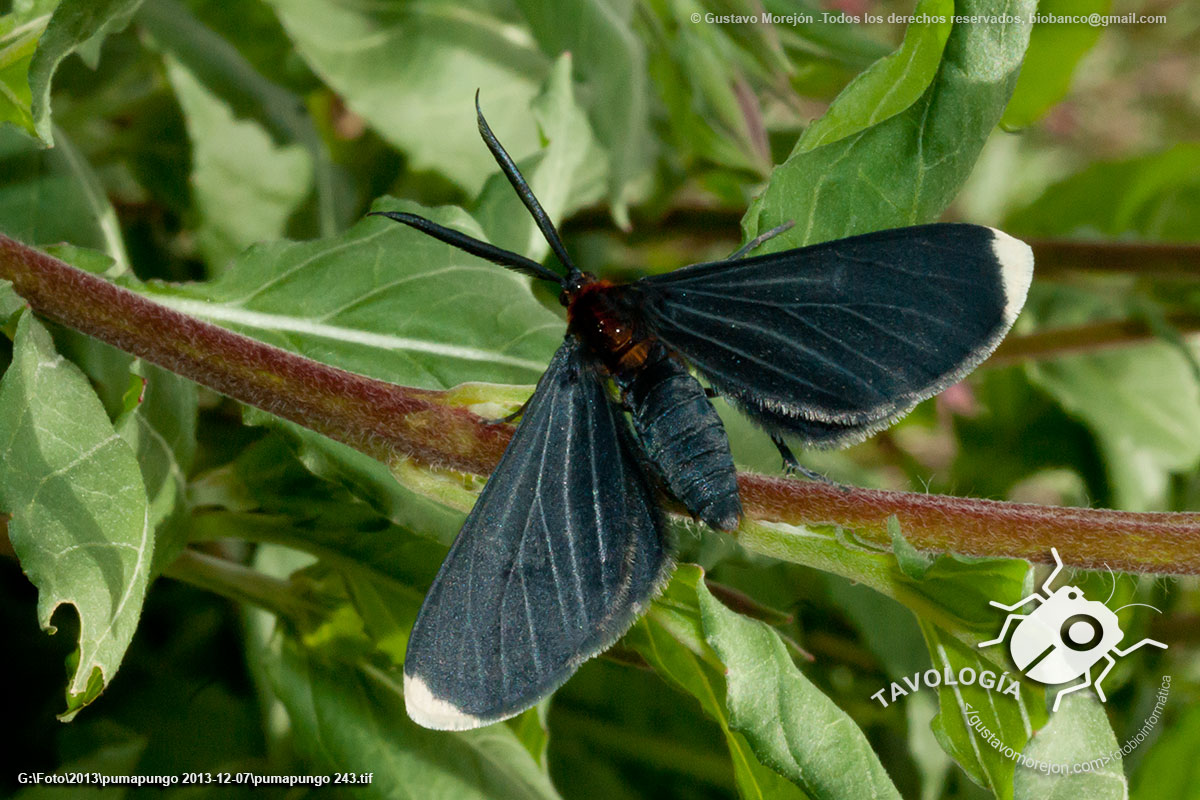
<box><xmin>622</xmin><ymin>344</ymin><xmax>741</xmax><ymax>532</ymax></box>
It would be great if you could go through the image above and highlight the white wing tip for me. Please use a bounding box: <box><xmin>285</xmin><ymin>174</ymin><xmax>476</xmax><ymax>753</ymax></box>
<box><xmin>987</xmin><ymin>227</ymin><xmax>1034</xmax><ymax>325</ymax></box>
<box><xmin>404</xmin><ymin>672</ymin><xmax>491</xmax><ymax>731</ymax></box>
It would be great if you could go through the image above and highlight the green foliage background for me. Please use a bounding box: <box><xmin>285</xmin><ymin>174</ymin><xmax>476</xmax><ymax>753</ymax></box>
<box><xmin>1</xmin><ymin>0</ymin><xmax>1198</xmax><ymax>798</ymax></box>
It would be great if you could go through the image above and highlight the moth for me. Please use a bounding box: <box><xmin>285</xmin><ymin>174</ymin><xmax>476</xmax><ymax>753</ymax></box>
<box><xmin>371</xmin><ymin>97</ymin><xmax>1033</xmax><ymax>730</ymax></box>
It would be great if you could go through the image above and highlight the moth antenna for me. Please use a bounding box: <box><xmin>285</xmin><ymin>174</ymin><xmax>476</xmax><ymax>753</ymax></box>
<box><xmin>475</xmin><ymin>90</ymin><xmax>579</xmax><ymax>281</ymax></box>
<box><xmin>368</xmin><ymin>211</ymin><xmax>563</xmax><ymax>285</ymax></box>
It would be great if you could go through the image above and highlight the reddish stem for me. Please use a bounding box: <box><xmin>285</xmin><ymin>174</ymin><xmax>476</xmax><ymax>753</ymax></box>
<box><xmin>0</xmin><ymin>234</ymin><xmax>508</xmax><ymax>474</ymax></box>
<box><xmin>740</xmin><ymin>475</ymin><xmax>1200</xmax><ymax>574</ymax></box>
<box><xmin>3</xmin><ymin>234</ymin><xmax>1199</xmax><ymax>574</ymax></box>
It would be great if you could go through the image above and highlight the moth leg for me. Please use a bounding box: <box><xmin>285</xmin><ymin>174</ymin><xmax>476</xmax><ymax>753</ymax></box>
<box><xmin>771</xmin><ymin>434</ymin><xmax>834</xmax><ymax>484</ymax></box>
<box><xmin>728</xmin><ymin>220</ymin><xmax>796</xmax><ymax>260</ymax></box>
<box><xmin>615</xmin><ymin>387</ymin><xmax>636</xmax><ymax>414</ymax></box>
<box><xmin>484</xmin><ymin>401</ymin><xmax>528</xmax><ymax>425</ymax></box>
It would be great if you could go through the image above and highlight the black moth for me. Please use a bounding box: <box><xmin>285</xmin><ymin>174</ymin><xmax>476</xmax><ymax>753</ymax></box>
<box><xmin>371</xmin><ymin>97</ymin><xmax>1033</xmax><ymax>730</ymax></box>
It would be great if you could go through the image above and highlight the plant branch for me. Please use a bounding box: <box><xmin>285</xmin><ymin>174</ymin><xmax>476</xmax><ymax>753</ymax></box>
<box><xmin>1024</xmin><ymin>238</ymin><xmax>1200</xmax><ymax>279</ymax></box>
<box><xmin>3</xmin><ymin>235</ymin><xmax>1199</xmax><ymax>574</ymax></box>
<box><xmin>162</xmin><ymin>548</ymin><xmax>317</xmax><ymax>622</ymax></box>
<box><xmin>738</xmin><ymin>475</ymin><xmax>1200</xmax><ymax>575</ymax></box>
<box><xmin>566</xmin><ymin>210</ymin><xmax>1200</xmax><ymax>279</ymax></box>
<box><xmin>0</xmin><ymin>234</ymin><xmax>510</xmax><ymax>475</ymax></box>
<box><xmin>987</xmin><ymin>312</ymin><xmax>1200</xmax><ymax>367</ymax></box>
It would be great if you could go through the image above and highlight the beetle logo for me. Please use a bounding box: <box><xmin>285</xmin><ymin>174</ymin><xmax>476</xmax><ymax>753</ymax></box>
<box><xmin>978</xmin><ymin>548</ymin><xmax>1166</xmax><ymax>712</ymax></box>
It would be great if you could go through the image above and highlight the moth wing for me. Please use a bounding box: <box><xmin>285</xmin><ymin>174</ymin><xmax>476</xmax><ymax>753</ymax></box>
<box><xmin>403</xmin><ymin>337</ymin><xmax>670</xmax><ymax>729</ymax></box>
<box><xmin>629</xmin><ymin>223</ymin><xmax>1033</xmax><ymax>446</ymax></box>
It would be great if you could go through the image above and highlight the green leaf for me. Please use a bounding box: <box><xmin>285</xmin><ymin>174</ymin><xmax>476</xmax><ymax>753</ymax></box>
<box><xmin>737</xmin><ymin>518</ymin><xmax>1031</xmax><ymax>641</ymax></box>
<box><xmin>1131</xmin><ymin>693</ymin><xmax>1200</xmax><ymax>800</ymax></box>
<box><xmin>41</xmin><ymin>243</ymin><xmax>117</xmax><ymax>276</ymax></box>
<box><xmin>137</xmin><ymin>0</ymin><xmax>343</xmax><ymax>237</ymax></box>
<box><xmin>189</xmin><ymin>434</ymin><xmax>451</xmax><ymax>586</ymax></box>
<box><xmin>1028</xmin><ymin>342</ymin><xmax>1200</xmax><ymax>510</ymax></box>
<box><xmin>1013</xmin><ymin>693</ymin><xmax>1126</xmax><ymax>799</ymax></box>
<box><xmin>745</xmin><ymin>0</ymin><xmax>1034</xmax><ymax>247</ymax></box>
<box><xmin>921</xmin><ymin>621</ymin><xmax>1047</xmax><ymax>799</ymax></box>
<box><xmin>474</xmin><ymin>53</ymin><xmax>608</xmax><ymax>260</ymax></box>
<box><xmin>0</xmin><ymin>312</ymin><xmax>152</xmax><ymax>718</ymax></box>
<box><xmin>903</xmin><ymin>553</ymin><xmax>1034</xmax><ymax>632</ymax></box>
<box><xmin>193</xmin><ymin>449</ymin><xmax>441</xmax><ymax>663</ymax></box>
<box><xmin>140</xmin><ymin>200</ymin><xmax>561</xmax><ymax>390</ymax></box>
<box><xmin>1001</xmin><ymin>0</ymin><xmax>1111</xmax><ymax>128</ymax></box>
<box><xmin>12</xmin><ymin>727</ymin><xmax>147</xmax><ymax>800</ymax></box>
<box><xmin>1022</xmin><ymin>286</ymin><xmax>1200</xmax><ymax>510</ymax></box>
<box><xmin>26</xmin><ymin>0</ymin><xmax>145</xmax><ymax>145</ymax></box>
<box><xmin>889</xmin><ymin>515</ymin><xmax>933</xmax><ymax>581</ymax></box>
<box><xmin>513</xmin><ymin>0</ymin><xmax>651</xmax><ymax>221</ymax></box>
<box><xmin>508</xmin><ymin>703</ymin><xmax>552</xmax><ymax>772</ymax></box>
<box><xmin>263</xmin><ymin>0</ymin><xmax>547</xmax><ymax>196</ymax></box>
<box><xmin>164</xmin><ymin>56</ymin><xmax>313</xmax><ymax>273</ymax></box>
<box><xmin>255</xmin><ymin>618</ymin><xmax>563</xmax><ymax>799</ymax></box>
<box><xmin>114</xmin><ymin>360</ymin><xmax>196</xmax><ymax>569</ymax></box>
<box><xmin>697</xmin><ymin>576</ymin><xmax>903</xmax><ymax>800</ymax></box>
<box><xmin>0</xmin><ymin>276</ymin><xmax>23</xmax><ymax>334</ymax></box>
<box><xmin>642</xmin><ymin>16</ymin><xmax>764</xmax><ymax>176</ymax></box>
<box><xmin>630</xmin><ymin>566</ymin><xmax>810</xmax><ymax>800</ymax></box>
<box><xmin>0</xmin><ymin>125</ymin><xmax>131</xmax><ymax>272</ymax></box>
<box><xmin>1005</xmin><ymin>143</ymin><xmax>1200</xmax><ymax>240</ymax></box>
<box><xmin>238</xmin><ymin>412</ymin><xmax>470</xmax><ymax>546</ymax></box>
<box><xmin>796</xmin><ymin>0</ymin><xmax>953</xmax><ymax>152</ymax></box>
<box><xmin>825</xmin><ymin>572</ymin><xmax>930</xmax><ymax>680</ymax></box>
<box><xmin>0</xmin><ymin>2</ymin><xmax>54</xmax><ymax>137</ymax></box>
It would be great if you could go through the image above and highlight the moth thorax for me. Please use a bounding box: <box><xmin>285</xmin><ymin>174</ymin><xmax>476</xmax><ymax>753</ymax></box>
<box><xmin>567</xmin><ymin>283</ymin><xmax>651</xmax><ymax>372</ymax></box>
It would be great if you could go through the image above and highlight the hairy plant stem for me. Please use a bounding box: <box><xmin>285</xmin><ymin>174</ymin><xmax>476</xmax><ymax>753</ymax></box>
<box><xmin>0</xmin><ymin>234</ymin><xmax>510</xmax><ymax>475</ymax></box>
<box><xmin>3</xmin><ymin>235</ymin><xmax>1199</xmax><ymax>574</ymax></box>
